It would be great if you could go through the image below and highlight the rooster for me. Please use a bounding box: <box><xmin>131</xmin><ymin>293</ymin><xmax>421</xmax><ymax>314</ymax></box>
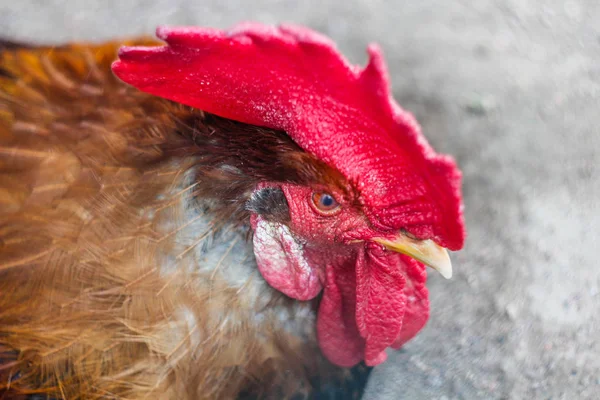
<box><xmin>0</xmin><ymin>23</ymin><xmax>465</xmax><ymax>399</ymax></box>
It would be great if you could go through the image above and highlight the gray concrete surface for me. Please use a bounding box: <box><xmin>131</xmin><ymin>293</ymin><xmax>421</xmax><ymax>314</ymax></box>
<box><xmin>1</xmin><ymin>0</ymin><xmax>598</xmax><ymax>398</ymax></box>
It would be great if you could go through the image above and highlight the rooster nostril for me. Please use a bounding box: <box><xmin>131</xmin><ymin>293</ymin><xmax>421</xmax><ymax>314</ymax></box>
<box><xmin>401</xmin><ymin>229</ymin><xmax>420</xmax><ymax>241</ymax></box>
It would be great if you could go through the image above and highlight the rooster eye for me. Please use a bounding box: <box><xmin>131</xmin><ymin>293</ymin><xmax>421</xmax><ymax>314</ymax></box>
<box><xmin>311</xmin><ymin>192</ymin><xmax>341</xmax><ymax>215</ymax></box>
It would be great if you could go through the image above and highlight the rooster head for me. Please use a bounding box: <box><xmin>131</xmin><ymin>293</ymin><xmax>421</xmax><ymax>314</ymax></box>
<box><xmin>112</xmin><ymin>23</ymin><xmax>466</xmax><ymax>367</ymax></box>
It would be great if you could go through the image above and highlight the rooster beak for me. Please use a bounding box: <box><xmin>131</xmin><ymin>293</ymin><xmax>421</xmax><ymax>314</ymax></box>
<box><xmin>372</xmin><ymin>234</ymin><xmax>453</xmax><ymax>279</ymax></box>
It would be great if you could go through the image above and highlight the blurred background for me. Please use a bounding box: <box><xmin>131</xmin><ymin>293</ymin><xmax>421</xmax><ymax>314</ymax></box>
<box><xmin>1</xmin><ymin>0</ymin><xmax>598</xmax><ymax>398</ymax></box>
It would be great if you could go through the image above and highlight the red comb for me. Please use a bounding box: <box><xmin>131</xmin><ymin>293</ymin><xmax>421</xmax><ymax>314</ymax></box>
<box><xmin>112</xmin><ymin>23</ymin><xmax>465</xmax><ymax>250</ymax></box>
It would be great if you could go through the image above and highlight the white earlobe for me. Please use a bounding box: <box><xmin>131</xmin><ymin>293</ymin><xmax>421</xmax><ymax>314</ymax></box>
<box><xmin>252</xmin><ymin>217</ymin><xmax>322</xmax><ymax>301</ymax></box>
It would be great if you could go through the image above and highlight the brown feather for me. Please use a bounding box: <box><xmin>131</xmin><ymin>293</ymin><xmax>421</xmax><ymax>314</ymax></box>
<box><xmin>0</xmin><ymin>40</ymin><xmax>367</xmax><ymax>399</ymax></box>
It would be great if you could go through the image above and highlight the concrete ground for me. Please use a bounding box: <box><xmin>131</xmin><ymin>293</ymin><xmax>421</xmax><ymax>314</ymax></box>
<box><xmin>1</xmin><ymin>1</ymin><xmax>598</xmax><ymax>398</ymax></box>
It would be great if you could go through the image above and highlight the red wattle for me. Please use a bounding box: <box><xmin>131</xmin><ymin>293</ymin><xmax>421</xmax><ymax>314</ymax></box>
<box><xmin>355</xmin><ymin>248</ymin><xmax>407</xmax><ymax>365</ymax></box>
<box><xmin>316</xmin><ymin>248</ymin><xmax>428</xmax><ymax>367</ymax></box>
<box><xmin>317</xmin><ymin>263</ymin><xmax>364</xmax><ymax>367</ymax></box>
<box><xmin>392</xmin><ymin>255</ymin><xmax>430</xmax><ymax>348</ymax></box>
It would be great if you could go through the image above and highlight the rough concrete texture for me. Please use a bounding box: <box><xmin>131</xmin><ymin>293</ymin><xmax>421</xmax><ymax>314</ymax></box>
<box><xmin>1</xmin><ymin>0</ymin><xmax>598</xmax><ymax>399</ymax></box>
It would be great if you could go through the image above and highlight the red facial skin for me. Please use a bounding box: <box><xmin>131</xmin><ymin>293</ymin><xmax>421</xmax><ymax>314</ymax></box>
<box><xmin>252</xmin><ymin>183</ymin><xmax>429</xmax><ymax>367</ymax></box>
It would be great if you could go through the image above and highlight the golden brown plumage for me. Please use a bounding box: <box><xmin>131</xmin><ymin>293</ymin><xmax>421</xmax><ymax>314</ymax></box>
<box><xmin>0</xmin><ymin>40</ymin><xmax>368</xmax><ymax>399</ymax></box>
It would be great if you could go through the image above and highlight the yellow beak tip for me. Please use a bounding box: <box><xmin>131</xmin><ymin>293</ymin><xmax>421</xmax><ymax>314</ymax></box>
<box><xmin>373</xmin><ymin>235</ymin><xmax>453</xmax><ymax>279</ymax></box>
